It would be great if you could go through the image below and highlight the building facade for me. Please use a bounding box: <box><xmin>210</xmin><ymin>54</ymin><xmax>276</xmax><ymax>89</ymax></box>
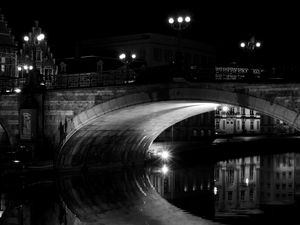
<box><xmin>215</xmin><ymin>105</ymin><xmax>261</xmax><ymax>135</ymax></box>
<box><xmin>17</xmin><ymin>21</ymin><xmax>57</xmax><ymax>87</ymax></box>
<box><xmin>0</xmin><ymin>12</ymin><xmax>17</xmax><ymax>92</ymax></box>
<box><xmin>155</xmin><ymin>111</ymin><xmax>215</xmax><ymax>142</ymax></box>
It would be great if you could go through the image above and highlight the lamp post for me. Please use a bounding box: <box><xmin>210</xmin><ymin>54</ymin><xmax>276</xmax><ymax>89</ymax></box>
<box><xmin>168</xmin><ymin>15</ymin><xmax>191</xmax><ymax>78</ymax></box>
<box><xmin>239</xmin><ymin>36</ymin><xmax>262</xmax><ymax>79</ymax></box>
<box><xmin>18</xmin><ymin>23</ymin><xmax>46</xmax><ymax>160</ymax></box>
<box><xmin>119</xmin><ymin>52</ymin><xmax>137</xmax><ymax>84</ymax></box>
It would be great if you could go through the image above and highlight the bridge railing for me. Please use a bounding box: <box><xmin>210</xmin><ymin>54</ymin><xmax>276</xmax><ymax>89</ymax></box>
<box><xmin>49</xmin><ymin>69</ymin><xmax>136</xmax><ymax>89</ymax></box>
<box><xmin>1</xmin><ymin>66</ymin><xmax>300</xmax><ymax>93</ymax></box>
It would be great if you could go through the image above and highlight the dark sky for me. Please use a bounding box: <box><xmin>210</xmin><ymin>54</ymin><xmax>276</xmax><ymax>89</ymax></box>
<box><xmin>1</xmin><ymin>1</ymin><xmax>299</xmax><ymax>65</ymax></box>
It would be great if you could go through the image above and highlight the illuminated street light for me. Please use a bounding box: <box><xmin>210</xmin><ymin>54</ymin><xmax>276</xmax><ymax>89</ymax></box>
<box><xmin>239</xmin><ymin>36</ymin><xmax>262</xmax><ymax>51</ymax></box>
<box><xmin>168</xmin><ymin>15</ymin><xmax>191</xmax><ymax>31</ymax></box>
<box><xmin>119</xmin><ymin>51</ymin><xmax>137</xmax><ymax>84</ymax></box>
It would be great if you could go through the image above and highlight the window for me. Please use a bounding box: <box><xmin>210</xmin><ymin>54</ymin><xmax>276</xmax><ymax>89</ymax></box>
<box><xmin>250</xmin><ymin>120</ymin><xmax>254</xmax><ymax>130</ymax></box>
<box><xmin>237</xmin><ymin>120</ymin><xmax>240</xmax><ymax>130</ymax></box>
<box><xmin>193</xmin><ymin>129</ymin><xmax>198</xmax><ymax>137</ymax></box>
<box><xmin>282</xmin><ymin>172</ymin><xmax>286</xmax><ymax>179</ymax></box>
<box><xmin>216</xmin><ymin>120</ymin><xmax>220</xmax><ymax>129</ymax></box>
<box><xmin>153</xmin><ymin>48</ymin><xmax>162</xmax><ymax>61</ymax></box>
<box><xmin>250</xmin><ymin>165</ymin><xmax>254</xmax><ymax>180</ymax></box>
<box><xmin>241</xmin><ymin>165</ymin><xmax>245</xmax><ymax>181</ymax></box>
<box><xmin>222</xmin><ymin>120</ymin><xmax>226</xmax><ymax>129</ymax></box>
<box><xmin>227</xmin><ymin>168</ymin><xmax>234</xmax><ymax>184</ymax></box>
<box><xmin>249</xmin><ymin>189</ymin><xmax>254</xmax><ymax>201</ymax></box>
<box><xmin>228</xmin><ymin>191</ymin><xmax>233</xmax><ymax>200</ymax></box>
<box><xmin>200</xmin><ymin>130</ymin><xmax>205</xmax><ymax>137</ymax></box>
<box><xmin>241</xmin><ymin>190</ymin><xmax>245</xmax><ymax>200</ymax></box>
<box><xmin>256</xmin><ymin>120</ymin><xmax>260</xmax><ymax>130</ymax></box>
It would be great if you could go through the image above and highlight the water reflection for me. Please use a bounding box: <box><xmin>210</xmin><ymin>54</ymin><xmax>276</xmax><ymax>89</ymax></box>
<box><xmin>1</xmin><ymin>150</ymin><xmax>300</xmax><ymax>224</ymax></box>
<box><xmin>150</xmin><ymin>151</ymin><xmax>300</xmax><ymax>224</ymax></box>
<box><xmin>0</xmin><ymin>167</ymin><xmax>215</xmax><ymax>225</ymax></box>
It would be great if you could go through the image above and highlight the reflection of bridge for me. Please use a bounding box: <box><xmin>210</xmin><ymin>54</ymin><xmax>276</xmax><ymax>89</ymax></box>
<box><xmin>1</xmin><ymin>81</ymin><xmax>300</xmax><ymax>168</ymax></box>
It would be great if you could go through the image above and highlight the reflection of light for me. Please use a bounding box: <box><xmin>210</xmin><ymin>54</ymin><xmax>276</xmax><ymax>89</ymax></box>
<box><xmin>0</xmin><ymin>210</ymin><xmax>4</xmax><ymax>218</ymax></box>
<box><xmin>245</xmin><ymin>178</ymin><xmax>249</xmax><ymax>186</ymax></box>
<box><xmin>160</xmin><ymin>151</ymin><xmax>170</xmax><ymax>161</ymax></box>
<box><xmin>161</xmin><ymin>164</ymin><xmax>169</xmax><ymax>175</ymax></box>
<box><xmin>214</xmin><ymin>187</ymin><xmax>218</xmax><ymax>195</ymax></box>
<box><xmin>14</xmin><ymin>88</ymin><xmax>21</xmax><ymax>93</ymax></box>
<box><xmin>13</xmin><ymin>160</ymin><xmax>20</xmax><ymax>163</ymax></box>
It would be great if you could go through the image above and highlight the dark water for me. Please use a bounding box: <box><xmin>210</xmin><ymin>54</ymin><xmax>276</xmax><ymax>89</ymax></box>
<box><xmin>0</xmin><ymin>136</ymin><xmax>300</xmax><ymax>225</ymax></box>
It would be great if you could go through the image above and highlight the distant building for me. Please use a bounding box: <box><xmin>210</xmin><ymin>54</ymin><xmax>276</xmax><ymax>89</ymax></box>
<box><xmin>155</xmin><ymin>112</ymin><xmax>215</xmax><ymax>142</ymax></box>
<box><xmin>260</xmin><ymin>114</ymin><xmax>298</xmax><ymax>135</ymax></box>
<box><xmin>215</xmin><ymin>105</ymin><xmax>261</xmax><ymax>135</ymax></box>
<box><xmin>0</xmin><ymin>11</ymin><xmax>17</xmax><ymax>91</ymax></box>
<box><xmin>79</xmin><ymin>33</ymin><xmax>216</xmax><ymax>69</ymax></box>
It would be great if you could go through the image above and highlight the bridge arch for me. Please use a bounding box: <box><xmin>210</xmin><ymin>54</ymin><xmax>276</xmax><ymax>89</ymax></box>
<box><xmin>58</xmin><ymin>85</ymin><xmax>300</xmax><ymax>168</ymax></box>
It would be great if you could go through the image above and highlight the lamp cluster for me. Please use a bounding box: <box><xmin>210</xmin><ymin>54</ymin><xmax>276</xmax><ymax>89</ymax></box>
<box><xmin>23</xmin><ymin>33</ymin><xmax>45</xmax><ymax>44</ymax></box>
<box><xmin>240</xmin><ymin>36</ymin><xmax>262</xmax><ymax>51</ymax></box>
<box><xmin>119</xmin><ymin>52</ymin><xmax>136</xmax><ymax>63</ymax></box>
<box><xmin>168</xmin><ymin>15</ymin><xmax>191</xmax><ymax>30</ymax></box>
<box><xmin>17</xmin><ymin>64</ymin><xmax>33</xmax><ymax>73</ymax></box>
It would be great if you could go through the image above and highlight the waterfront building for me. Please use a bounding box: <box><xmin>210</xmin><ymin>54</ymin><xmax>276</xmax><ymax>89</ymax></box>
<box><xmin>215</xmin><ymin>105</ymin><xmax>261</xmax><ymax>135</ymax></box>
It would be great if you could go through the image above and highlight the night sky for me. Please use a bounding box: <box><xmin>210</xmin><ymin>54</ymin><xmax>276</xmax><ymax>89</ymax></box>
<box><xmin>1</xmin><ymin>1</ymin><xmax>299</xmax><ymax>65</ymax></box>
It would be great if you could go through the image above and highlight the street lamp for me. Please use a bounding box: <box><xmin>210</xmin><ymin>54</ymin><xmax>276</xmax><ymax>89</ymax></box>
<box><xmin>119</xmin><ymin>52</ymin><xmax>137</xmax><ymax>83</ymax></box>
<box><xmin>239</xmin><ymin>36</ymin><xmax>262</xmax><ymax>51</ymax></box>
<box><xmin>168</xmin><ymin>14</ymin><xmax>192</xmax><ymax>78</ymax></box>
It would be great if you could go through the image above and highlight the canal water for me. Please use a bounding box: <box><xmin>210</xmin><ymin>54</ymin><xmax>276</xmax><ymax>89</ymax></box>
<box><xmin>0</xmin><ymin>136</ymin><xmax>300</xmax><ymax>224</ymax></box>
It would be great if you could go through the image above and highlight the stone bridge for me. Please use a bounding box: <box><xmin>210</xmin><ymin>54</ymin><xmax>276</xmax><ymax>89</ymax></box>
<box><xmin>1</xmin><ymin>82</ymin><xmax>300</xmax><ymax>167</ymax></box>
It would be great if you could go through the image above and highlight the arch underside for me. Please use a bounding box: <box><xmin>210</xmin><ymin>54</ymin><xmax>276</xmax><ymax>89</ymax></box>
<box><xmin>58</xmin><ymin>87</ymin><xmax>300</xmax><ymax>168</ymax></box>
<box><xmin>59</xmin><ymin>101</ymin><xmax>218</xmax><ymax>168</ymax></box>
